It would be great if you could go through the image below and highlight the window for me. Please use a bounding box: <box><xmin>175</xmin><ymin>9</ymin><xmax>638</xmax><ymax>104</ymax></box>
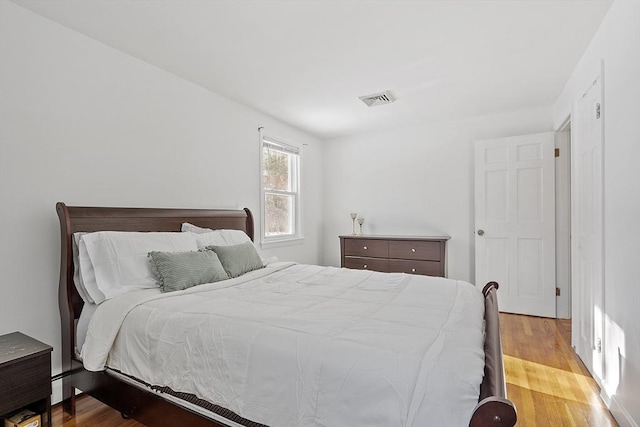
<box><xmin>261</xmin><ymin>136</ymin><xmax>301</xmax><ymax>244</ymax></box>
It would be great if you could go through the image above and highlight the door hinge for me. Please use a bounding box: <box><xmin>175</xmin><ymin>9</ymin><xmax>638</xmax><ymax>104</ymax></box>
<box><xmin>597</xmin><ymin>338</ymin><xmax>602</xmax><ymax>353</ymax></box>
<box><xmin>555</xmin><ymin>148</ymin><xmax>560</xmax><ymax>158</ymax></box>
<box><xmin>595</xmin><ymin>103</ymin><xmax>601</xmax><ymax>119</ymax></box>
<box><xmin>556</xmin><ymin>287</ymin><xmax>560</xmax><ymax>296</ymax></box>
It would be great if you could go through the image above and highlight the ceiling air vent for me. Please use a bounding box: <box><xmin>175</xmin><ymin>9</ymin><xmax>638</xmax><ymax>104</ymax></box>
<box><xmin>359</xmin><ymin>91</ymin><xmax>396</xmax><ymax>107</ymax></box>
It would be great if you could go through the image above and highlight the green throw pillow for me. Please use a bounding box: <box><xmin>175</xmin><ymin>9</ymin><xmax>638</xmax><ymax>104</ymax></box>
<box><xmin>148</xmin><ymin>250</ymin><xmax>229</xmax><ymax>293</ymax></box>
<box><xmin>205</xmin><ymin>241</ymin><xmax>264</xmax><ymax>278</ymax></box>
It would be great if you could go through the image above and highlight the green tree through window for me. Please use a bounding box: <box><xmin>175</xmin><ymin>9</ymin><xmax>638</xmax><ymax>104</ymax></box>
<box><xmin>262</xmin><ymin>138</ymin><xmax>300</xmax><ymax>240</ymax></box>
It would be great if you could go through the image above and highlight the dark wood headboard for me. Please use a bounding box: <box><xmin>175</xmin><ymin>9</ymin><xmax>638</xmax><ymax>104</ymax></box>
<box><xmin>55</xmin><ymin>202</ymin><xmax>255</xmax><ymax>419</ymax></box>
<box><xmin>56</xmin><ymin>203</ymin><xmax>254</xmax><ymax>319</ymax></box>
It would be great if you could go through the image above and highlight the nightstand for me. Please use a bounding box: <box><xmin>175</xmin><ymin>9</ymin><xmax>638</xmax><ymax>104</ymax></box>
<box><xmin>0</xmin><ymin>332</ymin><xmax>52</xmax><ymax>427</ymax></box>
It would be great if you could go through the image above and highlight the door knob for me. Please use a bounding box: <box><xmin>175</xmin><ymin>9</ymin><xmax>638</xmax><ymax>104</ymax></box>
<box><xmin>477</xmin><ymin>229</ymin><xmax>485</xmax><ymax>236</ymax></box>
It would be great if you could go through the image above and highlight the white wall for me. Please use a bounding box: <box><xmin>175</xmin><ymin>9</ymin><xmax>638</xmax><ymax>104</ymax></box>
<box><xmin>553</xmin><ymin>0</ymin><xmax>640</xmax><ymax>425</ymax></box>
<box><xmin>322</xmin><ymin>106</ymin><xmax>552</xmax><ymax>283</ymax></box>
<box><xmin>0</xmin><ymin>2</ymin><xmax>323</xmax><ymax>404</ymax></box>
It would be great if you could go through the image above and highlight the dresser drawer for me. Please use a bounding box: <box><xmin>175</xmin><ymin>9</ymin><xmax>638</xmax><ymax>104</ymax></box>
<box><xmin>0</xmin><ymin>352</ymin><xmax>51</xmax><ymax>415</ymax></box>
<box><xmin>388</xmin><ymin>240</ymin><xmax>442</xmax><ymax>261</ymax></box>
<box><xmin>388</xmin><ymin>259</ymin><xmax>443</xmax><ymax>276</ymax></box>
<box><xmin>344</xmin><ymin>257</ymin><xmax>389</xmax><ymax>273</ymax></box>
<box><xmin>344</xmin><ymin>239</ymin><xmax>388</xmax><ymax>258</ymax></box>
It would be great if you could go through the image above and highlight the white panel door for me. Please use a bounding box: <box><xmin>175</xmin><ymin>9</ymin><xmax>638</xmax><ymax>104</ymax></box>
<box><xmin>475</xmin><ymin>133</ymin><xmax>556</xmax><ymax>317</ymax></box>
<box><xmin>572</xmin><ymin>75</ymin><xmax>604</xmax><ymax>380</ymax></box>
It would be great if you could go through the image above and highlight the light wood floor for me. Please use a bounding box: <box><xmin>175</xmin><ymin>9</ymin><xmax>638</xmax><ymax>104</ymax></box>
<box><xmin>501</xmin><ymin>313</ymin><xmax>617</xmax><ymax>427</ymax></box>
<box><xmin>52</xmin><ymin>314</ymin><xmax>618</xmax><ymax>426</ymax></box>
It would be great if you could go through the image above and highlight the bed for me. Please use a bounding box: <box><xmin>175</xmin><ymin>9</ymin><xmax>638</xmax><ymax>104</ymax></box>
<box><xmin>56</xmin><ymin>202</ymin><xmax>517</xmax><ymax>427</ymax></box>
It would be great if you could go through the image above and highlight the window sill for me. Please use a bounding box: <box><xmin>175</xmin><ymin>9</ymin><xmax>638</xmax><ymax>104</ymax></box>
<box><xmin>260</xmin><ymin>237</ymin><xmax>305</xmax><ymax>250</ymax></box>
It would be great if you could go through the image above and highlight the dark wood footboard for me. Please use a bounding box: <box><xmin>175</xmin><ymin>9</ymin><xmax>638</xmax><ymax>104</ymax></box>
<box><xmin>470</xmin><ymin>282</ymin><xmax>517</xmax><ymax>427</ymax></box>
<box><xmin>56</xmin><ymin>202</ymin><xmax>516</xmax><ymax>427</ymax></box>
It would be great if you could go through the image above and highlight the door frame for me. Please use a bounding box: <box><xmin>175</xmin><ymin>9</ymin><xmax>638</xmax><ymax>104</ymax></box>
<box><xmin>555</xmin><ymin>126</ymin><xmax>572</xmax><ymax>320</ymax></box>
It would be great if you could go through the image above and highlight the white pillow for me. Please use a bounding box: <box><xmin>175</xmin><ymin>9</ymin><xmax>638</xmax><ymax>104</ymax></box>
<box><xmin>72</xmin><ymin>233</ymin><xmax>96</xmax><ymax>304</ymax></box>
<box><xmin>181</xmin><ymin>223</ymin><xmax>251</xmax><ymax>249</ymax></box>
<box><xmin>72</xmin><ymin>233</ymin><xmax>107</xmax><ymax>305</ymax></box>
<box><xmin>82</xmin><ymin>231</ymin><xmax>198</xmax><ymax>303</ymax></box>
<box><xmin>78</xmin><ymin>237</ymin><xmax>106</xmax><ymax>304</ymax></box>
<box><xmin>180</xmin><ymin>222</ymin><xmax>212</xmax><ymax>234</ymax></box>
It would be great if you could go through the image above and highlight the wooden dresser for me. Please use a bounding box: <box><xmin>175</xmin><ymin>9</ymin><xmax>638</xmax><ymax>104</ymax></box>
<box><xmin>340</xmin><ymin>235</ymin><xmax>449</xmax><ymax>277</ymax></box>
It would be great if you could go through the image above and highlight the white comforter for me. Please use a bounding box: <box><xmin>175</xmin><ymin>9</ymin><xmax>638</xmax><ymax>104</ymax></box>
<box><xmin>82</xmin><ymin>263</ymin><xmax>486</xmax><ymax>427</ymax></box>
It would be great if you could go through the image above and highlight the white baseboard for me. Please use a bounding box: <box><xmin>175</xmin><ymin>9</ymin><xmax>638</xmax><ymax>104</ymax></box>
<box><xmin>601</xmin><ymin>390</ymin><xmax>638</xmax><ymax>427</ymax></box>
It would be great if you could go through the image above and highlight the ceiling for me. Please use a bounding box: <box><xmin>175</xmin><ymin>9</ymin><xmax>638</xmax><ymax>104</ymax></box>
<box><xmin>13</xmin><ymin>0</ymin><xmax>612</xmax><ymax>139</ymax></box>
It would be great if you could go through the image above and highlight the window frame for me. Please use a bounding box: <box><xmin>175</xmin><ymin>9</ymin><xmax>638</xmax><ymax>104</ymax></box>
<box><xmin>259</xmin><ymin>134</ymin><xmax>303</xmax><ymax>248</ymax></box>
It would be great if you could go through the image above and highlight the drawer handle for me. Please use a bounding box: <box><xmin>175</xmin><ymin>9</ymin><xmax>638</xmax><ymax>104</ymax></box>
<box><xmin>363</xmin><ymin>264</ymin><xmax>368</xmax><ymax>269</ymax></box>
<box><xmin>411</xmin><ymin>268</ymin><xmax>416</xmax><ymax>272</ymax></box>
<box><xmin>363</xmin><ymin>246</ymin><xmax>368</xmax><ymax>250</ymax></box>
<box><xmin>411</xmin><ymin>248</ymin><xmax>416</xmax><ymax>252</ymax></box>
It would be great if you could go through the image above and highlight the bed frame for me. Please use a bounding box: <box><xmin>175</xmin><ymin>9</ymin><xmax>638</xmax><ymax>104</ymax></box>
<box><xmin>56</xmin><ymin>202</ymin><xmax>517</xmax><ymax>427</ymax></box>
